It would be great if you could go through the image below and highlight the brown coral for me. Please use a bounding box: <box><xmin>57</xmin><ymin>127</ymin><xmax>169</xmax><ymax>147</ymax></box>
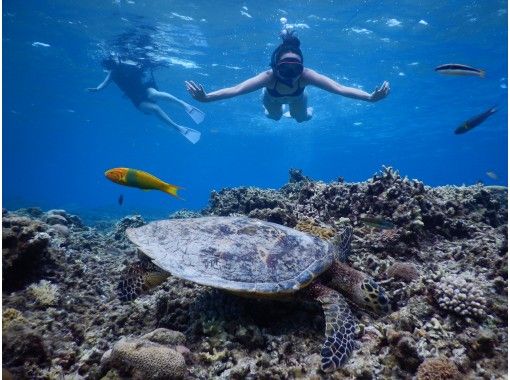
<box><xmin>295</xmin><ymin>219</ymin><xmax>336</xmax><ymax>240</ymax></box>
<box><xmin>2</xmin><ymin>308</ymin><xmax>26</xmax><ymax>331</ymax></box>
<box><xmin>386</xmin><ymin>261</ymin><xmax>420</xmax><ymax>282</ymax></box>
<box><xmin>416</xmin><ymin>357</ymin><xmax>462</xmax><ymax>380</ymax></box>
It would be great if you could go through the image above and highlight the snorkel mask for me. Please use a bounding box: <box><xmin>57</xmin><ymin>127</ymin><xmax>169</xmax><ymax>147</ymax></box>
<box><xmin>276</xmin><ymin>57</ymin><xmax>304</xmax><ymax>80</ymax></box>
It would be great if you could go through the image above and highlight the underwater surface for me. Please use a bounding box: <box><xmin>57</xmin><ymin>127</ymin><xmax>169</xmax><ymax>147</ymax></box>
<box><xmin>3</xmin><ymin>0</ymin><xmax>508</xmax><ymax>223</ymax></box>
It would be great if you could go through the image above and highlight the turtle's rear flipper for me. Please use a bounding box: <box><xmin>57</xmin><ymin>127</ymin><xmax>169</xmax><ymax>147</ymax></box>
<box><xmin>117</xmin><ymin>261</ymin><xmax>170</xmax><ymax>302</ymax></box>
<box><xmin>300</xmin><ymin>283</ymin><xmax>356</xmax><ymax>372</ymax></box>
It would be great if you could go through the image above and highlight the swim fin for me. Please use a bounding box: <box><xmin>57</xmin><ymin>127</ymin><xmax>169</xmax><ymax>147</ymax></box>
<box><xmin>177</xmin><ymin>125</ymin><xmax>201</xmax><ymax>144</ymax></box>
<box><xmin>184</xmin><ymin>103</ymin><xmax>205</xmax><ymax>124</ymax></box>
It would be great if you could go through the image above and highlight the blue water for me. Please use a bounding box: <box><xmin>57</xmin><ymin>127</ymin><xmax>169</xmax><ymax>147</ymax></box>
<box><xmin>4</xmin><ymin>1</ymin><xmax>508</xmax><ymax>223</ymax></box>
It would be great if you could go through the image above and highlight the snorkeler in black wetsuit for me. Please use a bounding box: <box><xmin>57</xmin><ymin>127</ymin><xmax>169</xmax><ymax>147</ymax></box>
<box><xmin>186</xmin><ymin>30</ymin><xmax>390</xmax><ymax>123</ymax></box>
<box><xmin>88</xmin><ymin>56</ymin><xmax>205</xmax><ymax>144</ymax></box>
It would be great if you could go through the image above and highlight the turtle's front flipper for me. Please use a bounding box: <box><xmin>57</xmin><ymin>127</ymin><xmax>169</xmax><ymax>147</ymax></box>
<box><xmin>300</xmin><ymin>282</ymin><xmax>356</xmax><ymax>372</ymax></box>
<box><xmin>117</xmin><ymin>261</ymin><xmax>170</xmax><ymax>302</ymax></box>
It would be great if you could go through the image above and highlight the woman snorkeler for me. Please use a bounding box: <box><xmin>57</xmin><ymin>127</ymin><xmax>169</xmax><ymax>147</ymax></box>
<box><xmin>88</xmin><ymin>55</ymin><xmax>204</xmax><ymax>144</ymax></box>
<box><xmin>186</xmin><ymin>30</ymin><xmax>390</xmax><ymax>123</ymax></box>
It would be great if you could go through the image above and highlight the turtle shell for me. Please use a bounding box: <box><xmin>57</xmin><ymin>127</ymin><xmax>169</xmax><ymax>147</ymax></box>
<box><xmin>126</xmin><ymin>216</ymin><xmax>334</xmax><ymax>295</ymax></box>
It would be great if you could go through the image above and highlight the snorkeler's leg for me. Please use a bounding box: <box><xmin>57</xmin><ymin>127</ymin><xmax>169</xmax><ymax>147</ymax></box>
<box><xmin>139</xmin><ymin>102</ymin><xmax>178</xmax><ymax>126</ymax></box>
<box><xmin>147</xmin><ymin>88</ymin><xmax>186</xmax><ymax>106</ymax></box>
<box><xmin>289</xmin><ymin>92</ymin><xmax>313</xmax><ymax>123</ymax></box>
<box><xmin>139</xmin><ymin>101</ymin><xmax>201</xmax><ymax>144</ymax></box>
<box><xmin>262</xmin><ymin>89</ymin><xmax>283</xmax><ymax>121</ymax></box>
<box><xmin>147</xmin><ymin>88</ymin><xmax>205</xmax><ymax>124</ymax></box>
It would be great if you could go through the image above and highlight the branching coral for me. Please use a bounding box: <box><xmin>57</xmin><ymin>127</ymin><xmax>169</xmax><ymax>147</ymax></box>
<box><xmin>28</xmin><ymin>280</ymin><xmax>59</xmax><ymax>306</ymax></box>
<box><xmin>433</xmin><ymin>274</ymin><xmax>487</xmax><ymax>320</ymax></box>
<box><xmin>416</xmin><ymin>356</ymin><xmax>462</xmax><ymax>380</ymax></box>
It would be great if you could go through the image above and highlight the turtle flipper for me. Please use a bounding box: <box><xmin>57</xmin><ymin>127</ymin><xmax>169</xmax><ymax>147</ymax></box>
<box><xmin>301</xmin><ymin>283</ymin><xmax>356</xmax><ymax>372</ymax></box>
<box><xmin>117</xmin><ymin>261</ymin><xmax>170</xmax><ymax>302</ymax></box>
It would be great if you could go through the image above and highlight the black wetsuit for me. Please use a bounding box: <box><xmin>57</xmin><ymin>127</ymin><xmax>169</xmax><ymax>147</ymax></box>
<box><xmin>110</xmin><ymin>63</ymin><xmax>157</xmax><ymax>107</ymax></box>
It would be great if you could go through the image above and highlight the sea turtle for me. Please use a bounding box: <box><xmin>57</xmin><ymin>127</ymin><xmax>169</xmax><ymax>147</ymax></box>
<box><xmin>118</xmin><ymin>216</ymin><xmax>390</xmax><ymax>372</ymax></box>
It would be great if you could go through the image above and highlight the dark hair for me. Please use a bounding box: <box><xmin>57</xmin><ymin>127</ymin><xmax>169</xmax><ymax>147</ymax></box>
<box><xmin>270</xmin><ymin>30</ymin><xmax>303</xmax><ymax>69</ymax></box>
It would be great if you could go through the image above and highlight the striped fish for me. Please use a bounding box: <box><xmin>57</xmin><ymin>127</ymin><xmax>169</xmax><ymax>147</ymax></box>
<box><xmin>360</xmin><ymin>217</ymin><xmax>395</xmax><ymax>230</ymax></box>
<box><xmin>435</xmin><ymin>63</ymin><xmax>485</xmax><ymax>77</ymax></box>
<box><xmin>454</xmin><ymin>106</ymin><xmax>497</xmax><ymax>134</ymax></box>
<box><xmin>105</xmin><ymin>168</ymin><xmax>182</xmax><ymax>198</ymax></box>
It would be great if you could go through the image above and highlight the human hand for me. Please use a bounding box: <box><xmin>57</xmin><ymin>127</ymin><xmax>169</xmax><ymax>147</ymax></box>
<box><xmin>369</xmin><ymin>81</ymin><xmax>390</xmax><ymax>102</ymax></box>
<box><xmin>185</xmin><ymin>81</ymin><xmax>208</xmax><ymax>102</ymax></box>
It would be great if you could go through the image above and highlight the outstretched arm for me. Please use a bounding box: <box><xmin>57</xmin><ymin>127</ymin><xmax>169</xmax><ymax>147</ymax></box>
<box><xmin>87</xmin><ymin>71</ymin><xmax>112</xmax><ymax>92</ymax></box>
<box><xmin>303</xmin><ymin>69</ymin><xmax>390</xmax><ymax>102</ymax></box>
<box><xmin>185</xmin><ymin>71</ymin><xmax>272</xmax><ymax>102</ymax></box>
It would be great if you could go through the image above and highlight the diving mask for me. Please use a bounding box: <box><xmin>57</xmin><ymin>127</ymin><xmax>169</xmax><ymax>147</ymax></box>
<box><xmin>276</xmin><ymin>57</ymin><xmax>304</xmax><ymax>79</ymax></box>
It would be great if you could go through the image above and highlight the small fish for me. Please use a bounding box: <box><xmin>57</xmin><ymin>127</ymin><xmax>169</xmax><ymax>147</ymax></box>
<box><xmin>105</xmin><ymin>168</ymin><xmax>182</xmax><ymax>198</ymax></box>
<box><xmin>118</xmin><ymin>194</ymin><xmax>124</xmax><ymax>205</ymax></box>
<box><xmin>435</xmin><ymin>63</ymin><xmax>485</xmax><ymax>77</ymax></box>
<box><xmin>486</xmin><ymin>171</ymin><xmax>498</xmax><ymax>180</ymax></box>
<box><xmin>454</xmin><ymin>106</ymin><xmax>497</xmax><ymax>134</ymax></box>
<box><xmin>360</xmin><ymin>217</ymin><xmax>395</xmax><ymax>230</ymax></box>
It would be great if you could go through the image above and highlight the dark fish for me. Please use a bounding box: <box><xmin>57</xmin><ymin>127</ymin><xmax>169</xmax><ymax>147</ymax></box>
<box><xmin>360</xmin><ymin>217</ymin><xmax>395</xmax><ymax>230</ymax></box>
<box><xmin>454</xmin><ymin>106</ymin><xmax>497</xmax><ymax>134</ymax></box>
<box><xmin>118</xmin><ymin>194</ymin><xmax>124</xmax><ymax>206</ymax></box>
<box><xmin>435</xmin><ymin>63</ymin><xmax>485</xmax><ymax>77</ymax></box>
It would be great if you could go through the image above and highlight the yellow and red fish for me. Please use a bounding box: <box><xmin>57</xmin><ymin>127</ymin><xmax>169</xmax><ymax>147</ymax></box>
<box><xmin>105</xmin><ymin>168</ymin><xmax>182</xmax><ymax>199</ymax></box>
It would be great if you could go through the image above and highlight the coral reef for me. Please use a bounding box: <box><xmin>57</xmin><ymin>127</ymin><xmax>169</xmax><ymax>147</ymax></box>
<box><xmin>2</xmin><ymin>167</ymin><xmax>507</xmax><ymax>379</ymax></box>
<box><xmin>2</xmin><ymin>214</ymin><xmax>53</xmax><ymax>292</ymax></box>
<box><xmin>169</xmin><ymin>209</ymin><xmax>203</xmax><ymax>219</ymax></box>
<box><xmin>108</xmin><ymin>215</ymin><xmax>146</xmax><ymax>242</ymax></box>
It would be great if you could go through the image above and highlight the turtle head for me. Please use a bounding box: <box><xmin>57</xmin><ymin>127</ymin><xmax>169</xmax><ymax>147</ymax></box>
<box><xmin>331</xmin><ymin>226</ymin><xmax>352</xmax><ymax>262</ymax></box>
<box><xmin>117</xmin><ymin>260</ymin><xmax>170</xmax><ymax>302</ymax></box>
<box><xmin>326</xmin><ymin>261</ymin><xmax>391</xmax><ymax>315</ymax></box>
<box><xmin>356</xmin><ymin>277</ymin><xmax>391</xmax><ymax>314</ymax></box>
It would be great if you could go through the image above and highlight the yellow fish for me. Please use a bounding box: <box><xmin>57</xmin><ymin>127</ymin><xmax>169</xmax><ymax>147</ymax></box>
<box><xmin>105</xmin><ymin>168</ymin><xmax>182</xmax><ymax>198</ymax></box>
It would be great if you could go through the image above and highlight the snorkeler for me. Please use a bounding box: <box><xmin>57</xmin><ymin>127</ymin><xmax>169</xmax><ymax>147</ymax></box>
<box><xmin>88</xmin><ymin>55</ymin><xmax>204</xmax><ymax>144</ymax></box>
<box><xmin>186</xmin><ymin>30</ymin><xmax>390</xmax><ymax>123</ymax></box>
